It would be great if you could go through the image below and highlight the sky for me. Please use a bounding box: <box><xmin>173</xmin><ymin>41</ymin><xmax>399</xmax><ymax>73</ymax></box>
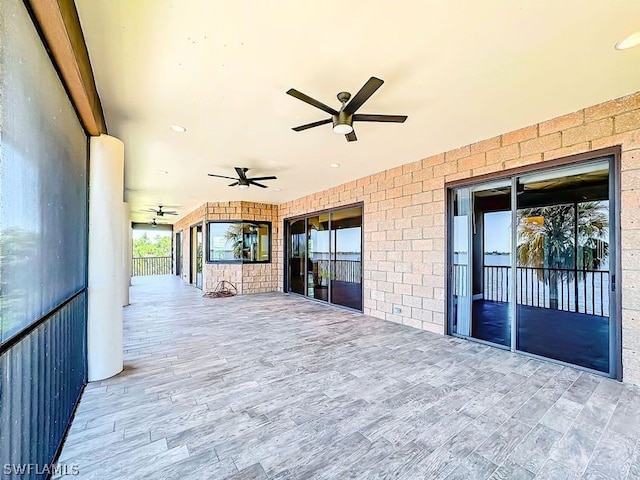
<box><xmin>484</xmin><ymin>211</ymin><xmax>511</xmax><ymax>253</ymax></box>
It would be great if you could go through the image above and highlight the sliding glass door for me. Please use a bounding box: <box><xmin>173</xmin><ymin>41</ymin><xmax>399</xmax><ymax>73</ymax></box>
<box><xmin>286</xmin><ymin>204</ymin><xmax>363</xmax><ymax>311</ymax></box>
<box><xmin>448</xmin><ymin>156</ymin><xmax>616</xmax><ymax>377</ymax></box>
<box><xmin>331</xmin><ymin>206</ymin><xmax>363</xmax><ymax>310</ymax></box>
<box><xmin>450</xmin><ymin>182</ymin><xmax>512</xmax><ymax>347</ymax></box>
<box><xmin>515</xmin><ymin>160</ymin><xmax>611</xmax><ymax>372</ymax></box>
<box><xmin>288</xmin><ymin>219</ymin><xmax>306</xmax><ymax>295</ymax></box>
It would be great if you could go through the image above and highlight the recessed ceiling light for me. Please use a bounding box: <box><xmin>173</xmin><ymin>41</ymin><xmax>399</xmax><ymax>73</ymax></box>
<box><xmin>273</xmin><ymin>188</ymin><xmax>281</xmax><ymax>192</ymax></box>
<box><xmin>169</xmin><ymin>124</ymin><xmax>187</xmax><ymax>133</ymax></box>
<box><xmin>615</xmin><ymin>31</ymin><xmax>640</xmax><ymax>50</ymax></box>
<box><xmin>329</xmin><ymin>163</ymin><xmax>341</xmax><ymax>168</ymax></box>
<box><xmin>159</xmin><ymin>170</ymin><xmax>169</xmax><ymax>175</ymax></box>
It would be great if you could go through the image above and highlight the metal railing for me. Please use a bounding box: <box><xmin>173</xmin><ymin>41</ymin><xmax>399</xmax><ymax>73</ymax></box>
<box><xmin>453</xmin><ymin>264</ymin><xmax>610</xmax><ymax>317</ymax></box>
<box><xmin>315</xmin><ymin>259</ymin><xmax>361</xmax><ymax>284</ymax></box>
<box><xmin>517</xmin><ymin>266</ymin><xmax>609</xmax><ymax>317</ymax></box>
<box><xmin>132</xmin><ymin>256</ymin><xmax>173</xmax><ymax>276</ymax></box>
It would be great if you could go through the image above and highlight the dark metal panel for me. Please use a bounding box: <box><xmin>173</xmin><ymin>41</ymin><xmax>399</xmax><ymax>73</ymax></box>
<box><xmin>0</xmin><ymin>293</ymin><xmax>86</xmax><ymax>479</ymax></box>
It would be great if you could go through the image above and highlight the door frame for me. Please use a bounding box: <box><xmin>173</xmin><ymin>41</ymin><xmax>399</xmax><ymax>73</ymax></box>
<box><xmin>445</xmin><ymin>146</ymin><xmax>621</xmax><ymax>380</ymax></box>
<box><xmin>175</xmin><ymin>231</ymin><xmax>182</xmax><ymax>276</ymax></box>
<box><xmin>189</xmin><ymin>221</ymin><xmax>204</xmax><ymax>288</ymax></box>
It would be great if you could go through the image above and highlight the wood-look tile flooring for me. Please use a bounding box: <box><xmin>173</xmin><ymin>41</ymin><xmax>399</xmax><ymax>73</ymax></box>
<box><xmin>58</xmin><ymin>275</ymin><xmax>640</xmax><ymax>479</ymax></box>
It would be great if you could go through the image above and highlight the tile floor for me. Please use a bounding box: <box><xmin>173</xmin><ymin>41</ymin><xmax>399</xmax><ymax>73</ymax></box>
<box><xmin>57</xmin><ymin>275</ymin><xmax>640</xmax><ymax>479</ymax></box>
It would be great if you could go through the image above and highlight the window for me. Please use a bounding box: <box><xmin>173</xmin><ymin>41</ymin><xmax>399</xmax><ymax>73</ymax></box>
<box><xmin>207</xmin><ymin>221</ymin><xmax>271</xmax><ymax>263</ymax></box>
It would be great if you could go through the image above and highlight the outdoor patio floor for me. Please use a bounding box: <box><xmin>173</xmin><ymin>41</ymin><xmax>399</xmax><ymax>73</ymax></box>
<box><xmin>58</xmin><ymin>275</ymin><xmax>640</xmax><ymax>479</ymax></box>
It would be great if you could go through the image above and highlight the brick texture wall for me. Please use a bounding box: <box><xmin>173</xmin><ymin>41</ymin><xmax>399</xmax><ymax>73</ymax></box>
<box><xmin>278</xmin><ymin>91</ymin><xmax>640</xmax><ymax>384</ymax></box>
<box><xmin>176</xmin><ymin>92</ymin><xmax>640</xmax><ymax>383</ymax></box>
<box><xmin>174</xmin><ymin>201</ymin><xmax>278</xmax><ymax>295</ymax></box>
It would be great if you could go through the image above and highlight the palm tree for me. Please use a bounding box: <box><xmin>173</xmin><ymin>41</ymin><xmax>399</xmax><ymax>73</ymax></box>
<box><xmin>224</xmin><ymin>223</ymin><xmax>245</xmax><ymax>259</ymax></box>
<box><xmin>517</xmin><ymin>201</ymin><xmax>608</xmax><ymax>309</ymax></box>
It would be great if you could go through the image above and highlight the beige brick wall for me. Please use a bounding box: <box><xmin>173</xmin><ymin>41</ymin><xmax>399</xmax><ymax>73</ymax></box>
<box><xmin>174</xmin><ymin>201</ymin><xmax>278</xmax><ymax>294</ymax></box>
<box><xmin>177</xmin><ymin>92</ymin><xmax>640</xmax><ymax>383</ymax></box>
<box><xmin>278</xmin><ymin>91</ymin><xmax>640</xmax><ymax>384</ymax></box>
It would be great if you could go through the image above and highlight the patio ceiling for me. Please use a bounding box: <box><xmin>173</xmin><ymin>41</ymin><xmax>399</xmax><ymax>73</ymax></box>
<box><xmin>74</xmin><ymin>0</ymin><xmax>640</xmax><ymax>223</ymax></box>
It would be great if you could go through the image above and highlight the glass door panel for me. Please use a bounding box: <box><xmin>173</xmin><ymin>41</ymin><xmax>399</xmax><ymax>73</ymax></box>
<box><xmin>330</xmin><ymin>206</ymin><xmax>362</xmax><ymax>310</ymax></box>
<box><xmin>307</xmin><ymin>214</ymin><xmax>330</xmax><ymax>301</ymax></box>
<box><xmin>472</xmin><ymin>183</ymin><xmax>512</xmax><ymax>347</ymax></box>
<box><xmin>451</xmin><ymin>188</ymin><xmax>472</xmax><ymax>336</ymax></box>
<box><xmin>175</xmin><ymin>232</ymin><xmax>182</xmax><ymax>276</ymax></box>
<box><xmin>515</xmin><ymin>160</ymin><xmax>611</xmax><ymax>373</ymax></box>
<box><xmin>191</xmin><ymin>225</ymin><xmax>203</xmax><ymax>289</ymax></box>
<box><xmin>288</xmin><ymin>219</ymin><xmax>306</xmax><ymax>295</ymax></box>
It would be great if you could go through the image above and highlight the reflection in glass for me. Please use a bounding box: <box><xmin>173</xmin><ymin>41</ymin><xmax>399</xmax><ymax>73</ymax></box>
<box><xmin>451</xmin><ymin>188</ymin><xmax>472</xmax><ymax>337</ymax></box>
<box><xmin>330</xmin><ymin>206</ymin><xmax>362</xmax><ymax>310</ymax></box>
<box><xmin>451</xmin><ymin>184</ymin><xmax>512</xmax><ymax>346</ymax></box>
<box><xmin>285</xmin><ymin>205</ymin><xmax>363</xmax><ymax>311</ymax></box>
<box><xmin>472</xmin><ymin>185</ymin><xmax>512</xmax><ymax>347</ymax></box>
<box><xmin>307</xmin><ymin>214</ymin><xmax>330</xmax><ymax>300</ymax></box>
<box><xmin>207</xmin><ymin>222</ymin><xmax>270</xmax><ymax>262</ymax></box>
<box><xmin>516</xmin><ymin>161</ymin><xmax>610</xmax><ymax>372</ymax></box>
<box><xmin>192</xmin><ymin>225</ymin><xmax>203</xmax><ymax>289</ymax></box>
<box><xmin>288</xmin><ymin>219</ymin><xmax>306</xmax><ymax>295</ymax></box>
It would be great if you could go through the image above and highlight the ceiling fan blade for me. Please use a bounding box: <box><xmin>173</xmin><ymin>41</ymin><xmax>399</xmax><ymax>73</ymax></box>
<box><xmin>235</xmin><ymin>167</ymin><xmax>249</xmax><ymax>180</ymax></box>
<box><xmin>249</xmin><ymin>181</ymin><xmax>268</xmax><ymax>188</ymax></box>
<box><xmin>228</xmin><ymin>181</ymin><xmax>239</xmax><ymax>187</ymax></box>
<box><xmin>346</xmin><ymin>130</ymin><xmax>358</xmax><ymax>142</ymax></box>
<box><xmin>248</xmin><ymin>176</ymin><xmax>277</xmax><ymax>181</ymax></box>
<box><xmin>353</xmin><ymin>114</ymin><xmax>407</xmax><ymax>123</ymax></box>
<box><xmin>343</xmin><ymin>77</ymin><xmax>384</xmax><ymax>114</ymax></box>
<box><xmin>163</xmin><ymin>211</ymin><xmax>178</xmax><ymax>215</ymax></box>
<box><xmin>208</xmin><ymin>174</ymin><xmax>237</xmax><ymax>180</ymax></box>
<box><xmin>286</xmin><ymin>88</ymin><xmax>338</xmax><ymax>115</ymax></box>
<box><xmin>292</xmin><ymin>118</ymin><xmax>332</xmax><ymax>132</ymax></box>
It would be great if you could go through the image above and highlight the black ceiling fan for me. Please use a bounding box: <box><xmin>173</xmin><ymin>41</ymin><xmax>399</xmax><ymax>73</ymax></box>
<box><xmin>148</xmin><ymin>218</ymin><xmax>168</xmax><ymax>227</ymax></box>
<box><xmin>208</xmin><ymin>167</ymin><xmax>277</xmax><ymax>189</ymax></box>
<box><xmin>145</xmin><ymin>205</ymin><xmax>177</xmax><ymax>217</ymax></box>
<box><xmin>286</xmin><ymin>76</ymin><xmax>407</xmax><ymax>142</ymax></box>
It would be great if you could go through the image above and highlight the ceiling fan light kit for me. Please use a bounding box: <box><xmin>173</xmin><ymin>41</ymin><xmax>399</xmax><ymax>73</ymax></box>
<box><xmin>287</xmin><ymin>76</ymin><xmax>407</xmax><ymax>142</ymax></box>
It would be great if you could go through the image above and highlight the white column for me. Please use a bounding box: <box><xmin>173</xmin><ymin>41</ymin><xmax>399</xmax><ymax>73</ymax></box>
<box><xmin>122</xmin><ymin>202</ymin><xmax>131</xmax><ymax>306</ymax></box>
<box><xmin>87</xmin><ymin>134</ymin><xmax>124</xmax><ymax>382</ymax></box>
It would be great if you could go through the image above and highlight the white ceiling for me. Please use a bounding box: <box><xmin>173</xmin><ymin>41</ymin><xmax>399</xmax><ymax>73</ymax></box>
<box><xmin>75</xmin><ymin>0</ymin><xmax>640</xmax><ymax>224</ymax></box>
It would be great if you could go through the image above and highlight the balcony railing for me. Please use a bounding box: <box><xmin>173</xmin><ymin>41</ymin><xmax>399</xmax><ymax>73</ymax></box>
<box><xmin>453</xmin><ymin>264</ymin><xmax>610</xmax><ymax>317</ymax></box>
<box><xmin>314</xmin><ymin>259</ymin><xmax>361</xmax><ymax>284</ymax></box>
<box><xmin>132</xmin><ymin>256</ymin><xmax>173</xmax><ymax>276</ymax></box>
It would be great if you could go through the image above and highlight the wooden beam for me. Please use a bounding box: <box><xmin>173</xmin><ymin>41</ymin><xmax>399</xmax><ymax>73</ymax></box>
<box><xmin>25</xmin><ymin>0</ymin><xmax>107</xmax><ymax>135</ymax></box>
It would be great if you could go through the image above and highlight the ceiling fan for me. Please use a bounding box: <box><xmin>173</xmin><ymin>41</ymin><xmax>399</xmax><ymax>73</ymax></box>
<box><xmin>148</xmin><ymin>218</ymin><xmax>168</xmax><ymax>227</ymax></box>
<box><xmin>286</xmin><ymin>76</ymin><xmax>407</xmax><ymax>142</ymax></box>
<box><xmin>145</xmin><ymin>205</ymin><xmax>177</xmax><ymax>217</ymax></box>
<box><xmin>208</xmin><ymin>167</ymin><xmax>277</xmax><ymax>189</ymax></box>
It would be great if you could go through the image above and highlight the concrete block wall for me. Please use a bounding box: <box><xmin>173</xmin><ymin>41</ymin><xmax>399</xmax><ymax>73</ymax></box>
<box><xmin>176</xmin><ymin>91</ymin><xmax>640</xmax><ymax>383</ymax></box>
<box><xmin>278</xmin><ymin>91</ymin><xmax>640</xmax><ymax>384</ymax></box>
